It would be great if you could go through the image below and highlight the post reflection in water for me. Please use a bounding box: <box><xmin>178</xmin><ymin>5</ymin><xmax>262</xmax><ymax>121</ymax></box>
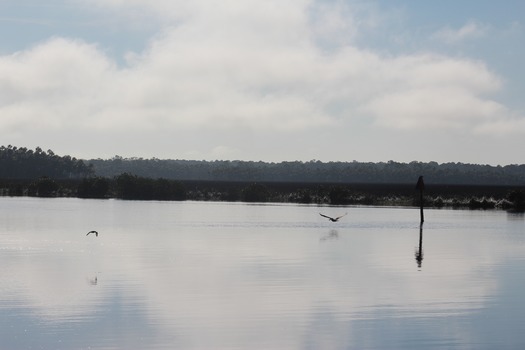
<box><xmin>415</xmin><ymin>223</ymin><xmax>424</xmax><ymax>269</ymax></box>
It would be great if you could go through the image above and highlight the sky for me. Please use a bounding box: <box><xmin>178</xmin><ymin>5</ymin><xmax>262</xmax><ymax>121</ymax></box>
<box><xmin>0</xmin><ymin>0</ymin><xmax>524</xmax><ymax>165</ymax></box>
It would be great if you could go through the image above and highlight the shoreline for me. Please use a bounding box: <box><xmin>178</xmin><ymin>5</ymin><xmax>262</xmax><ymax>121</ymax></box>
<box><xmin>1</xmin><ymin>178</ymin><xmax>524</xmax><ymax>211</ymax></box>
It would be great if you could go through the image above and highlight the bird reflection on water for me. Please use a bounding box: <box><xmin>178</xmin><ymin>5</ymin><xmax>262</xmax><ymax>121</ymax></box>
<box><xmin>320</xmin><ymin>229</ymin><xmax>339</xmax><ymax>242</ymax></box>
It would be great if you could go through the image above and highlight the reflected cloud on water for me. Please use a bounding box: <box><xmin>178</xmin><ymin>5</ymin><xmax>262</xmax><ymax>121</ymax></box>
<box><xmin>1</xmin><ymin>198</ymin><xmax>525</xmax><ymax>349</ymax></box>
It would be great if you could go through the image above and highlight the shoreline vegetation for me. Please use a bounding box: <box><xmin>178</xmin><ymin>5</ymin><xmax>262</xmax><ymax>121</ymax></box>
<box><xmin>1</xmin><ymin>145</ymin><xmax>524</xmax><ymax>211</ymax></box>
<box><xmin>1</xmin><ymin>177</ymin><xmax>524</xmax><ymax>211</ymax></box>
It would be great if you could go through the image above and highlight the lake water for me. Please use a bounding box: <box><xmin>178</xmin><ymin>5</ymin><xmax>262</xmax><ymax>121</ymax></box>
<box><xmin>1</xmin><ymin>197</ymin><xmax>524</xmax><ymax>349</ymax></box>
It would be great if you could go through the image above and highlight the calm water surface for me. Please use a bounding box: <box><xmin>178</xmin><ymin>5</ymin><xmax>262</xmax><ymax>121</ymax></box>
<box><xmin>1</xmin><ymin>197</ymin><xmax>524</xmax><ymax>349</ymax></box>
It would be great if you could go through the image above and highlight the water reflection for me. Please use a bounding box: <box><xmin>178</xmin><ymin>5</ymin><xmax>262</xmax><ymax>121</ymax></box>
<box><xmin>320</xmin><ymin>229</ymin><xmax>339</xmax><ymax>242</ymax></box>
<box><xmin>507</xmin><ymin>211</ymin><xmax>525</xmax><ymax>219</ymax></box>
<box><xmin>88</xmin><ymin>276</ymin><xmax>98</xmax><ymax>286</ymax></box>
<box><xmin>2</xmin><ymin>198</ymin><xmax>525</xmax><ymax>349</ymax></box>
<box><xmin>415</xmin><ymin>223</ymin><xmax>424</xmax><ymax>269</ymax></box>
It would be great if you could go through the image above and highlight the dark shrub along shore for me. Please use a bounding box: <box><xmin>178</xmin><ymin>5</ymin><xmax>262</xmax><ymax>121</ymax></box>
<box><xmin>1</xmin><ymin>175</ymin><xmax>524</xmax><ymax>211</ymax></box>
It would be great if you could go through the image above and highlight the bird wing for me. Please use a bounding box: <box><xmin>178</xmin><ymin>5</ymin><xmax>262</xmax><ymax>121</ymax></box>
<box><xmin>319</xmin><ymin>213</ymin><xmax>334</xmax><ymax>220</ymax></box>
<box><xmin>335</xmin><ymin>213</ymin><xmax>348</xmax><ymax>220</ymax></box>
<box><xmin>86</xmin><ymin>230</ymin><xmax>96</xmax><ymax>236</ymax></box>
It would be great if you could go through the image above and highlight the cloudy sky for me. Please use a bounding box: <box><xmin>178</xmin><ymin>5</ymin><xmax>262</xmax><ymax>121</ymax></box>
<box><xmin>1</xmin><ymin>1</ymin><xmax>524</xmax><ymax>164</ymax></box>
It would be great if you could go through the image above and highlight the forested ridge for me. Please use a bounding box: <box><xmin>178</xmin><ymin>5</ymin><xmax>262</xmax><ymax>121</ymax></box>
<box><xmin>1</xmin><ymin>145</ymin><xmax>525</xmax><ymax>185</ymax></box>
<box><xmin>0</xmin><ymin>145</ymin><xmax>93</xmax><ymax>179</ymax></box>
<box><xmin>89</xmin><ymin>156</ymin><xmax>525</xmax><ymax>185</ymax></box>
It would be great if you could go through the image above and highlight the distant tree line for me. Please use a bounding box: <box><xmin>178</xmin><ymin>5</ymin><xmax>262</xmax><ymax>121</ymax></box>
<box><xmin>2</xmin><ymin>145</ymin><xmax>524</xmax><ymax>185</ymax></box>
<box><xmin>88</xmin><ymin>157</ymin><xmax>525</xmax><ymax>186</ymax></box>
<box><xmin>0</xmin><ymin>145</ymin><xmax>92</xmax><ymax>179</ymax></box>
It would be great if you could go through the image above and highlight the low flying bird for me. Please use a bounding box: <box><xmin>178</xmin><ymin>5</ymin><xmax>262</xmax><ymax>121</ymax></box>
<box><xmin>86</xmin><ymin>230</ymin><xmax>98</xmax><ymax>237</ymax></box>
<box><xmin>319</xmin><ymin>213</ymin><xmax>348</xmax><ymax>222</ymax></box>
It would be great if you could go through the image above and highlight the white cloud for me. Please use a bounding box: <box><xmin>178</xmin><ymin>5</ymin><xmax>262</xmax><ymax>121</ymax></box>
<box><xmin>0</xmin><ymin>0</ymin><xmax>524</xmax><ymax>161</ymax></box>
<box><xmin>364</xmin><ymin>87</ymin><xmax>507</xmax><ymax>130</ymax></box>
<box><xmin>359</xmin><ymin>54</ymin><xmax>509</xmax><ymax>130</ymax></box>
<box><xmin>433</xmin><ymin>20</ymin><xmax>488</xmax><ymax>44</ymax></box>
<box><xmin>474</xmin><ymin>113</ymin><xmax>525</xmax><ymax>135</ymax></box>
<box><xmin>0</xmin><ymin>37</ymin><xmax>116</xmax><ymax>130</ymax></box>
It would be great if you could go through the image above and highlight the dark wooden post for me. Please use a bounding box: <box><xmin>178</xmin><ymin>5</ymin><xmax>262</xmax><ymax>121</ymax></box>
<box><xmin>415</xmin><ymin>176</ymin><xmax>425</xmax><ymax>224</ymax></box>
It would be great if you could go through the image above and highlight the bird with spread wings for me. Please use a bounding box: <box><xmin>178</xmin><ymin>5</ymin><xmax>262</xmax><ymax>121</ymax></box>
<box><xmin>319</xmin><ymin>213</ymin><xmax>347</xmax><ymax>222</ymax></box>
